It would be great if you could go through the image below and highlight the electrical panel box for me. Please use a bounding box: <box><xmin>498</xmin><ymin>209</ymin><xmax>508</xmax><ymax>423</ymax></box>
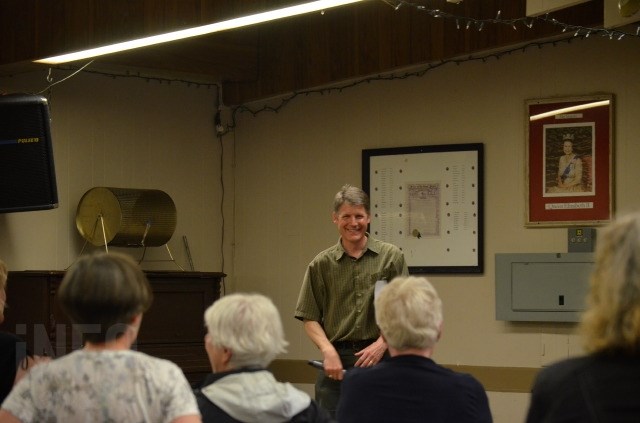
<box><xmin>495</xmin><ymin>253</ymin><xmax>594</xmax><ymax>322</ymax></box>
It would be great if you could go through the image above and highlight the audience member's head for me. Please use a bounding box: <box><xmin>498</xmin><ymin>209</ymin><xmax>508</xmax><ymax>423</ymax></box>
<box><xmin>58</xmin><ymin>252</ymin><xmax>153</xmax><ymax>344</ymax></box>
<box><xmin>581</xmin><ymin>212</ymin><xmax>640</xmax><ymax>354</ymax></box>
<box><xmin>0</xmin><ymin>259</ymin><xmax>7</xmax><ymax>324</ymax></box>
<box><xmin>204</xmin><ymin>292</ymin><xmax>288</xmax><ymax>371</ymax></box>
<box><xmin>0</xmin><ymin>259</ymin><xmax>7</xmax><ymax>289</ymax></box>
<box><xmin>375</xmin><ymin>276</ymin><xmax>443</xmax><ymax>352</ymax></box>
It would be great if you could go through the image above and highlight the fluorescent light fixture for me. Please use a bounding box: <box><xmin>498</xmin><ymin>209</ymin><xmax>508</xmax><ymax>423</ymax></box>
<box><xmin>34</xmin><ymin>0</ymin><xmax>366</xmax><ymax>64</ymax></box>
<box><xmin>529</xmin><ymin>100</ymin><xmax>610</xmax><ymax>121</ymax></box>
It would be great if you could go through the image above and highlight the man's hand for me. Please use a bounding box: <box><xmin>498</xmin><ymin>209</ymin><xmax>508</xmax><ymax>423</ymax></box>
<box><xmin>303</xmin><ymin>319</ymin><xmax>346</xmax><ymax>380</ymax></box>
<box><xmin>322</xmin><ymin>345</ymin><xmax>345</xmax><ymax>381</ymax></box>
<box><xmin>354</xmin><ymin>337</ymin><xmax>387</xmax><ymax>367</ymax></box>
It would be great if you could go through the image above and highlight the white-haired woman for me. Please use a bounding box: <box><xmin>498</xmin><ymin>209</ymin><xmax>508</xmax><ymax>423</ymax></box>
<box><xmin>195</xmin><ymin>292</ymin><xmax>334</xmax><ymax>422</ymax></box>
<box><xmin>526</xmin><ymin>212</ymin><xmax>640</xmax><ymax>422</ymax></box>
<box><xmin>336</xmin><ymin>276</ymin><xmax>492</xmax><ymax>423</ymax></box>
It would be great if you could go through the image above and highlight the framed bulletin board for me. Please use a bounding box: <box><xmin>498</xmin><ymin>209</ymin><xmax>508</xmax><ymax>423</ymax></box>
<box><xmin>526</xmin><ymin>94</ymin><xmax>613</xmax><ymax>227</ymax></box>
<box><xmin>362</xmin><ymin>143</ymin><xmax>483</xmax><ymax>274</ymax></box>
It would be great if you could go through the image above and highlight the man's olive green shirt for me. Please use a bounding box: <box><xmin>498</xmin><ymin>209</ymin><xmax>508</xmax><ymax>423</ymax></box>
<box><xmin>294</xmin><ymin>235</ymin><xmax>408</xmax><ymax>343</ymax></box>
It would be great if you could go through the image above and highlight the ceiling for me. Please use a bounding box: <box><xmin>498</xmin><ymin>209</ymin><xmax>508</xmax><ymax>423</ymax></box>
<box><xmin>0</xmin><ymin>0</ymin><xmax>623</xmax><ymax>106</ymax></box>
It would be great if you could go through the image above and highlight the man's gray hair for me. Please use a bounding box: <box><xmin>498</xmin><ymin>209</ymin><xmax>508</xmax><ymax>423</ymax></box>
<box><xmin>333</xmin><ymin>184</ymin><xmax>370</xmax><ymax>213</ymax></box>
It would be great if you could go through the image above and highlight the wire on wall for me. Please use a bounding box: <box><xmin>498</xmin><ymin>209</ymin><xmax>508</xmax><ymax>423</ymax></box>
<box><xmin>225</xmin><ymin>36</ymin><xmax>589</xmax><ymax>126</ymax></box>
<box><xmin>216</xmin><ymin>106</ymin><xmax>227</xmax><ymax>296</ymax></box>
<box><xmin>37</xmin><ymin>60</ymin><xmax>95</xmax><ymax>95</ymax></box>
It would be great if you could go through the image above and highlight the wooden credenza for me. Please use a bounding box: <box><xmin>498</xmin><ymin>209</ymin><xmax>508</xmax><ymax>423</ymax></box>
<box><xmin>4</xmin><ymin>270</ymin><xmax>224</xmax><ymax>385</ymax></box>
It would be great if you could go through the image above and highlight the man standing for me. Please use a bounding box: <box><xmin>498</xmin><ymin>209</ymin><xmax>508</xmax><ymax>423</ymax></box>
<box><xmin>295</xmin><ymin>184</ymin><xmax>408</xmax><ymax>416</ymax></box>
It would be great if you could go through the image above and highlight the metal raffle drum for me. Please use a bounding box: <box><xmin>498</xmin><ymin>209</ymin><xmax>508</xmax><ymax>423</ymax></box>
<box><xmin>75</xmin><ymin>187</ymin><xmax>177</xmax><ymax>247</ymax></box>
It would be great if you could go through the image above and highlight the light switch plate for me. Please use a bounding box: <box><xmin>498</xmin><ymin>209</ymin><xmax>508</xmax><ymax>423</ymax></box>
<box><xmin>568</xmin><ymin>227</ymin><xmax>596</xmax><ymax>252</ymax></box>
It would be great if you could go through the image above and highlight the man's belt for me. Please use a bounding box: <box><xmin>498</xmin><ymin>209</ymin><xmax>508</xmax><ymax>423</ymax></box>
<box><xmin>332</xmin><ymin>338</ymin><xmax>377</xmax><ymax>351</ymax></box>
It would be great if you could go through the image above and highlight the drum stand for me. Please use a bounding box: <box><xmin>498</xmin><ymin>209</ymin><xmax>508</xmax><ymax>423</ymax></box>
<box><xmin>76</xmin><ymin>214</ymin><xmax>184</xmax><ymax>271</ymax></box>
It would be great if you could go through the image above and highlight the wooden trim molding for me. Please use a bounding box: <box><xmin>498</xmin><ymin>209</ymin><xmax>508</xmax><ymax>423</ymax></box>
<box><xmin>269</xmin><ymin>359</ymin><xmax>319</xmax><ymax>384</ymax></box>
<box><xmin>269</xmin><ymin>359</ymin><xmax>539</xmax><ymax>394</ymax></box>
<box><xmin>442</xmin><ymin>364</ymin><xmax>538</xmax><ymax>393</ymax></box>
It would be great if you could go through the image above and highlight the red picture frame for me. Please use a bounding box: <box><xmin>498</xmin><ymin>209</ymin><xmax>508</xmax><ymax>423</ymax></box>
<box><xmin>525</xmin><ymin>94</ymin><xmax>613</xmax><ymax>227</ymax></box>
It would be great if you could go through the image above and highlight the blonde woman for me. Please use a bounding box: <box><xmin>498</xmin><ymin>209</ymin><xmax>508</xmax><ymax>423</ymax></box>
<box><xmin>526</xmin><ymin>213</ymin><xmax>640</xmax><ymax>422</ymax></box>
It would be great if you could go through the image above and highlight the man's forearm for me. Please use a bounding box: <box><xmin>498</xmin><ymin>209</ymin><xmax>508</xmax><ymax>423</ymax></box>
<box><xmin>302</xmin><ymin>319</ymin><xmax>333</xmax><ymax>353</ymax></box>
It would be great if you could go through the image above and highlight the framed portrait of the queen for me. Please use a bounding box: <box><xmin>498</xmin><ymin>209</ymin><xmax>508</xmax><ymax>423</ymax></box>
<box><xmin>525</xmin><ymin>94</ymin><xmax>613</xmax><ymax>227</ymax></box>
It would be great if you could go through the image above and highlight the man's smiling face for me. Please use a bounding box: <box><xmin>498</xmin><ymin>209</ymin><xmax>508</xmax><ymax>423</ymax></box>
<box><xmin>332</xmin><ymin>203</ymin><xmax>370</xmax><ymax>245</ymax></box>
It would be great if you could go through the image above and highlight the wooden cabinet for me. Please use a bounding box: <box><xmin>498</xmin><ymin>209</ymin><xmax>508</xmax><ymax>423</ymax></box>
<box><xmin>4</xmin><ymin>270</ymin><xmax>223</xmax><ymax>384</ymax></box>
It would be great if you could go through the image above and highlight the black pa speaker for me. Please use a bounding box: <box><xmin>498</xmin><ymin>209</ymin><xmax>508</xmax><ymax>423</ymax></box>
<box><xmin>0</xmin><ymin>93</ymin><xmax>59</xmax><ymax>213</ymax></box>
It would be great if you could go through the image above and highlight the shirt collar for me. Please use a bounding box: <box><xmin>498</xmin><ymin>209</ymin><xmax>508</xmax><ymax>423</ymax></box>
<box><xmin>332</xmin><ymin>233</ymin><xmax>380</xmax><ymax>260</ymax></box>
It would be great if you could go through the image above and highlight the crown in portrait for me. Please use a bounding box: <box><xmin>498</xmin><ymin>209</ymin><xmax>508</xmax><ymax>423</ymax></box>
<box><xmin>562</xmin><ymin>133</ymin><xmax>574</xmax><ymax>141</ymax></box>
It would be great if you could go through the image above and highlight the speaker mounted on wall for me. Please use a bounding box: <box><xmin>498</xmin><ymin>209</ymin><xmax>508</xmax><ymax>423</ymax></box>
<box><xmin>0</xmin><ymin>93</ymin><xmax>59</xmax><ymax>213</ymax></box>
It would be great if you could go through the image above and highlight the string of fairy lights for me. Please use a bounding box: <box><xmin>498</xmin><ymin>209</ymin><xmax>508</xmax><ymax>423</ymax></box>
<box><xmin>43</xmin><ymin>0</ymin><xmax>640</xmax><ymax>131</ymax></box>
<box><xmin>390</xmin><ymin>0</ymin><xmax>639</xmax><ymax>39</ymax></box>
<box><xmin>224</xmin><ymin>1</ymin><xmax>640</xmax><ymax>131</ymax></box>
<box><xmin>225</xmin><ymin>38</ymin><xmax>557</xmax><ymax>130</ymax></box>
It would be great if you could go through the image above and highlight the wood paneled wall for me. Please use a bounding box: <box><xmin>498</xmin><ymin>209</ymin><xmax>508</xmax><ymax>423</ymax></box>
<box><xmin>0</xmin><ymin>0</ymin><xmax>603</xmax><ymax>105</ymax></box>
<box><xmin>221</xmin><ymin>0</ymin><xmax>603</xmax><ymax>104</ymax></box>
